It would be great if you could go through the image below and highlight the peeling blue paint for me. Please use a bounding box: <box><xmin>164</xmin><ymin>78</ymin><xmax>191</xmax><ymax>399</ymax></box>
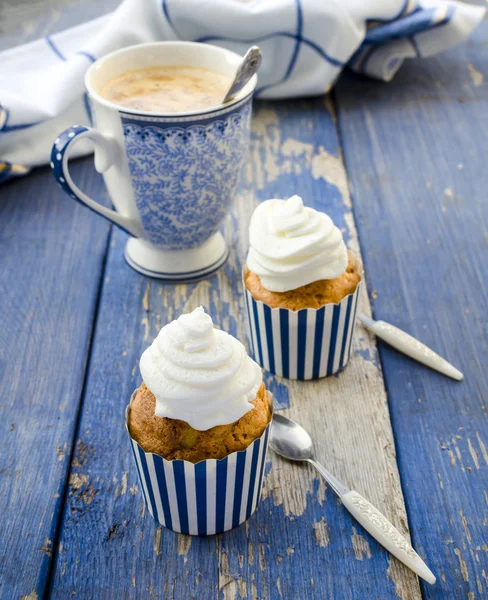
<box><xmin>354</xmin><ymin>345</ymin><xmax>381</xmax><ymax>370</ymax></box>
<box><xmin>263</xmin><ymin>372</ymin><xmax>291</xmax><ymax>409</ymax></box>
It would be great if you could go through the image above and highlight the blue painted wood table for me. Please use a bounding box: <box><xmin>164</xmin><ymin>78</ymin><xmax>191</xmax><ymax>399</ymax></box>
<box><xmin>1</xmin><ymin>3</ymin><xmax>487</xmax><ymax>599</ymax></box>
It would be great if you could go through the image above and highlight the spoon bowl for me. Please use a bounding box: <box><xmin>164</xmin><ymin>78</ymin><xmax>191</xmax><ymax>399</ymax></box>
<box><xmin>270</xmin><ymin>413</ymin><xmax>314</xmax><ymax>461</ymax></box>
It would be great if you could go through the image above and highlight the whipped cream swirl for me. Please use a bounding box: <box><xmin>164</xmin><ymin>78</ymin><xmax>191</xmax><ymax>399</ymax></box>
<box><xmin>246</xmin><ymin>195</ymin><xmax>348</xmax><ymax>292</ymax></box>
<box><xmin>140</xmin><ymin>307</ymin><xmax>262</xmax><ymax>431</ymax></box>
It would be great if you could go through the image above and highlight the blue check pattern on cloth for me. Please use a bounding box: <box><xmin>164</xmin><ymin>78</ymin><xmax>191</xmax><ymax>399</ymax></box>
<box><xmin>0</xmin><ymin>0</ymin><xmax>484</xmax><ymax>180</ymax></box>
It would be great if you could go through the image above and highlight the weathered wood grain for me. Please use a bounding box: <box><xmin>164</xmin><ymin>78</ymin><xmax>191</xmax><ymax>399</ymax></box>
<box><xmin>334</xmin><ymin>20</ymin><xmax>488</xmax><ymax>600</ymax></box>
<box><xmin>47</xmin><ymin>235</ymin><xmax>221</xmax><ymax>600</ymax></box>
<box><xmin>0</xmin><ymin>160</ymin><xmax>110</xmax><ymax>599</ymax></box>
<box><xmin>0</xmin><ymin>6</ymin><xmax>114</xmax><ymax>598</ymax></box>
<box><xmin>49</xmin><ymin>99</ymin><xmax>421</xmax><ymax>600</ymax></box>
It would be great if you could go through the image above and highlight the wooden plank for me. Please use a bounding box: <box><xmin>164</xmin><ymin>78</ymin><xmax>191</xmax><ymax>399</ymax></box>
<box><xmin>48</xmin><ymin>236</ymin><xmax>221</xmax><ymax>600</ymax></box>
<box><xmin>334</xmin><ymin>21</ymin><xmax>488</xmax><ymax>600</ymax></box>
<box><xmin>50</xmin><ymin>99</ymin><xmax>421</xmax><ymax>599</ymax></box>
<box><xmin>0</xmin><ymin>2</ymin><xmax>111</xmax><ymax>598</ymax></box>
<box><xmin>0</xmin><ymin>160</ymin><xmax>110</xmax><ymax>599</ymax></box>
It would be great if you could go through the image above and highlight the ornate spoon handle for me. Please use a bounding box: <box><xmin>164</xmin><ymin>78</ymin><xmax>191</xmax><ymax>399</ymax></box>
<box><xmin>358</xmin><ymin>314</ymin><xmax>463</xmax><ymax>381</ymax></box>
<box><xmin>341</xmin><ymin>491</ymin><xmax>436</xmax><ymax>584</ymax></box>
<box><xmin>307</xmin><ymin>458</ymin><xmax>436</xmax><ymax>584</ymax></box>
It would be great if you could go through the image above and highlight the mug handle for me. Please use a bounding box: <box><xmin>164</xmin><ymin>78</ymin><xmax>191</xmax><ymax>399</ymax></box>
<box><xmin>50</xmin><ymin>125</ymin><xmax>143</xmax><ymax>237</ymax></box>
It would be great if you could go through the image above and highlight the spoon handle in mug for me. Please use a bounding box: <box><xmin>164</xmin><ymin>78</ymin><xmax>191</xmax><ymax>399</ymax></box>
<box><xmin>341</xmin><ymin>490</ymin><xmax>436</xmax><ymax>584</ymax></box>
<box><xmin>223</xmin><ymin>46</ymin><xmax>262</xmax><ymax>103</ymax></box>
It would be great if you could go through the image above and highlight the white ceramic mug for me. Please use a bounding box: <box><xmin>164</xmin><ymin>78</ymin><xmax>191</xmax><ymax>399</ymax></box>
<box><xmin>50</xmin><ymin>42</ymin><xmax>257</xmax><ymax>281</ymax></box>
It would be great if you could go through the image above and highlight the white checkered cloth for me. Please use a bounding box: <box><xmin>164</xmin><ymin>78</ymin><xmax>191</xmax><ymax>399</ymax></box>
<box><xmin>0</xmin><ymin>0</ymin><xmax>484</xmax><ymax>180</ymax></box>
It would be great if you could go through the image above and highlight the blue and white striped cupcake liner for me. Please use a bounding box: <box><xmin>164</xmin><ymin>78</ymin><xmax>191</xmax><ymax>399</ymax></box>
<box><xmin>243</xmin><ymin>263</ymin><xmax>362</xmax><ymax>379</ymax></box>
<box><xmin>125</xmin><ymin>394</ymin><xmax>272</xmax><ymax>535</ymax></box>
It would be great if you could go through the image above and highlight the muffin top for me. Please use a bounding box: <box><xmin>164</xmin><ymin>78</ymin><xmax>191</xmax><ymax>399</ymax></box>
<box><xmin>140</xmin><ymin>306</ymin><xmax>262</xmax><ymax>430</ymax></box>
<box><xmin>246</xmin><ymin>195</ymin><xmax>348</xmax><ymax>292</ymax></box>
<box><xmin>129</xmin><ymin>382</ymin><xmax>271</xmax><ymax>462</ymax></box>
<box><xmin>245</xmin><ymin>251</ymin><xmax>361</xmax><ymax>310</ymax></box>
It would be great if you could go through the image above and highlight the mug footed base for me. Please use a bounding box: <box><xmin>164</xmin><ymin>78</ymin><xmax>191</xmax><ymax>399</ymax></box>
<box><xmin>124</xmin><ymin>233</ymin><xmax>229</xmax><ymax>282</ymax></box>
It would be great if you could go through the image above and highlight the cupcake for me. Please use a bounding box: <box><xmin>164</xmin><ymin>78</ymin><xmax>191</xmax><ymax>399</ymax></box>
<box><xmin>243</xmin><ymin>195</ymin><xmax>362</xmax><ymax>379</ymax></box>
<box><xmin>126</xmin><ymin>306</ymin><xmax>272</xmax><ymax>535</ymax></box>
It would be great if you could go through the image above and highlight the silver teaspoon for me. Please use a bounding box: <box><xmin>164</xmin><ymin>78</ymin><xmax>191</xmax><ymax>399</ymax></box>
<box><xmin>222</xmin><ymin>46</ymin><xmax>262</xmax><ymax>104</ymax></box>
<box><xmin>270</xmin><ymin>413</ymin><xmax>436</xmax><ymax>585</ymax></box>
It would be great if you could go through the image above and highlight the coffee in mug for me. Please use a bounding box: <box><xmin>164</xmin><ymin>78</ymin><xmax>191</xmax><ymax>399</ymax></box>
<box><xmin>99</xmin><ymin>66</ymin><xmax>231</xmax><ymax>113</ymax></box>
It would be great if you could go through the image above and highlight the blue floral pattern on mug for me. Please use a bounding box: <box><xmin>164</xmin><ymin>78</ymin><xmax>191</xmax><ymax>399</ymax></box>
<box><xmin>122</xmin><ymin>101</ymin><xmax>252</xmax><ymax>249</ymax></box>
